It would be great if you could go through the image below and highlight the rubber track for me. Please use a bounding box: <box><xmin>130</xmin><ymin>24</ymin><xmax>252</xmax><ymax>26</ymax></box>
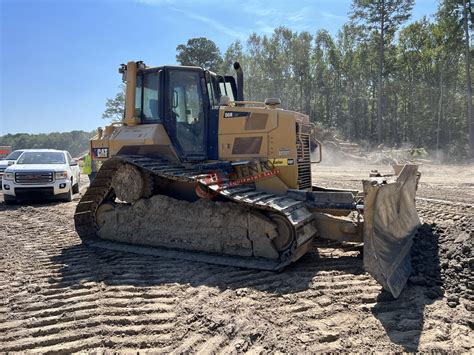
<box><xmin>74</xmin><ymin>155</ymin><xmax>315</xmax><ymax>270</ymax></box>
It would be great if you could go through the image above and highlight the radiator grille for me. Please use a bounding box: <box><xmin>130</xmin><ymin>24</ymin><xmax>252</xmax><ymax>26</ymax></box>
<box><xmin>297</xmin><ymin>134</ymin><xmax>311</xmax><ymax>189</ymax></box>
<box><xmin>15</xmin><ymin>171</ymin><xmax>54</xmax><ymax>184</ymax></box>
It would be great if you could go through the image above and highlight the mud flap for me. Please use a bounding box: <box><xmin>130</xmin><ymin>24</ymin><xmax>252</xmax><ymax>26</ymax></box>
<box><xmin>363</xmin><ymin>165</ymin><xmax>421</xmax><ymax>298</ymax></box>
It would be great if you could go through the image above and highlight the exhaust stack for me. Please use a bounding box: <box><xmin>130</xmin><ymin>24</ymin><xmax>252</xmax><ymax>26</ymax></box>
<box><xmin>122</xmin><ymin>61</ymin><xmax>138</xmax><ymax>126</ymax></box>
<box><xmin>233</xmin><ymin>62</ymin><xmax>244</xmax><ymax>102</ymax></box>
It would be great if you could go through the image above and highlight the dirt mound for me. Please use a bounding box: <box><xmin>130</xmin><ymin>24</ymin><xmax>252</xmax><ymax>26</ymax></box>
<box><xmin>412</xmin><ymin>223</ymin><xmax>473</xmax><ymax>308</ymax></box>
<box><xmin>311</xmin><ymin>124</ymin><xmax>430</xmax><ymax>165</ymax></box>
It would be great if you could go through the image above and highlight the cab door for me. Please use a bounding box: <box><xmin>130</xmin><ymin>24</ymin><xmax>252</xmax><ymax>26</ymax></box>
<box><xmin>164</xmin><ymin>68</ymin><xmax>209</xmax><ymax>161</ymax></box>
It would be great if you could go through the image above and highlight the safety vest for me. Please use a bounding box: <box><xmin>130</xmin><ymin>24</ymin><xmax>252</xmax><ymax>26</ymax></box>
<box><xmin>82</xmin><ymin>153</ymin><xmax>92</xmax><ymax>175</ymax></box>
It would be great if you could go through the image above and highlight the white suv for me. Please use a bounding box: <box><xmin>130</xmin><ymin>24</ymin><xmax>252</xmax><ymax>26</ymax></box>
<box><xmin>2</xmin><ymin>149</ymin><xmax>81</xmax><ymax>204</ymax></box>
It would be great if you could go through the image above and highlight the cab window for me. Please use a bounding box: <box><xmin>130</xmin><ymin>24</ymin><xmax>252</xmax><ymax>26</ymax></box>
<box><xmin>207</xmin><ymin>75</ymin><xmax>221</xmax><ymax>107</ymax></box>
<box><xmin>168</xmin><ymin>70</ymin><xmax>206</xmax><ymax>154</ymax></box>
<box><xmin>135</xmin><ymin>71</ymin><xmax>161</xmax><ymax>122</ymax></box>
<box><xmin>219</xmin><ymin>81</ymin><xmax>235</xmax><ymax>101</ymax></box>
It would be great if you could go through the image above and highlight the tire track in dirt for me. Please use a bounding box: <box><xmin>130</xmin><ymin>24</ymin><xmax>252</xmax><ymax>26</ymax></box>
<box><xmin>0</xmin><ymin>203</ymin><xmax>184</xmax><ymax>353</ymax></box>
<box><xmin>1</xmin><ymin>183</ymin><xmax>473</xmax><ymax>353</ymax></box>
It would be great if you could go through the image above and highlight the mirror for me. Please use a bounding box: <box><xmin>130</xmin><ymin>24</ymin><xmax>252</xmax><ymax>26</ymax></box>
<box><xmin>70</xmin><ymin>159</ymin><xmax>78</xmax><ymax>166</ymax></box>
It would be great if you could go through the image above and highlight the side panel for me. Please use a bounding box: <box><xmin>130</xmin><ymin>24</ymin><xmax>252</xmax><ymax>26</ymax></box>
<box><xmin>218</xmin><ymin>107</ymin><xmax>300</xmax><ymax>189</ymax></box>
<box><xmin>90</xmin><ymin>123</ymin><xmax>178</xmax><ymax>162</ymax></box>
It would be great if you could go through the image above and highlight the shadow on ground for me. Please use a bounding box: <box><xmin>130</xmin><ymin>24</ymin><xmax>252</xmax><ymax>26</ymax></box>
<box><xmin>51</xmin><ymin>224</ymin><xmax>442</xmax><ymax>351</ymax></box>
<box><xmin>371</xmin><ymin>223</ymin><xmax>443</xmax><ymax>352</ymax></box>
<box><xmin>52</xmin><ymin>243</ymin><xmax>367</xmax><ymax>295</ymax></box>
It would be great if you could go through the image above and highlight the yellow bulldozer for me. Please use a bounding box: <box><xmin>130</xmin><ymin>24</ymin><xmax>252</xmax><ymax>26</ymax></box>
<box><xmin>75</xmin><ymin>61</ymin><xmax>420</xmax><ymax>298</ymax></box>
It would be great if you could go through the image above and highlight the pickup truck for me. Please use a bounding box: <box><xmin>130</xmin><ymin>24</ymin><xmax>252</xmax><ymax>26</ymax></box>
<box><xmin>2</xmin><ymin>149</ymin><xmax>81</xmax><ymax>204</ymax></box>
<box><xmin>0</xmin><ymin>149</ymin><xmax>26</xmax><ymax>186</ymax></box>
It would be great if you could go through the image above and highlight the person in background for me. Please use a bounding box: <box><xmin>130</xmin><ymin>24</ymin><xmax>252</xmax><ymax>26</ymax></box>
<box><xmin>82</xmin><ymin>152</ymin><xmax>96</xmax><ymax>182</ymax></box>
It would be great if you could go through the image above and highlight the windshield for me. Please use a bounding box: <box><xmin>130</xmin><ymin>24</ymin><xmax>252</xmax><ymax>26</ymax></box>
<box><xmin>135</xmin><ymin>70</ymin><xmax>160</xmax><ymax>122</ymax></box>
<box><xmin>17</xmin><ymin>152</ymin><xmax>66</xmax><ymax>164</ymax></box>
<box><xmin>5</xmin><ymin>150</ymin><xmax>24</xmax><ymax>160</ymax></box>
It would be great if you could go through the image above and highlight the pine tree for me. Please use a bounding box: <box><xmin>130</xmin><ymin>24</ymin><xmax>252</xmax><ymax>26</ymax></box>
<box><xmin>350</xmin><ymin>0</ymin><xmax>414</xmax><ymax>143</ymax></box>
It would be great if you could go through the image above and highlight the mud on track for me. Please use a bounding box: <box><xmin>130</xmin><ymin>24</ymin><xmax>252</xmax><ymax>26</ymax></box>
<box><xmin>0</xmin><ymin>165</ymin><xmax>473</xmax><ymax>353</ymax></box>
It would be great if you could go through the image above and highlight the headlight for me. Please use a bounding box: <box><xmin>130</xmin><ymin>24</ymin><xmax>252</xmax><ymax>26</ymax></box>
<box><xmin>3</xmin><ymin>172</ymin><xmax>13</xmax><ymax>180</ymax></box>
<box><xmin>55</xmin><ymin>171</ymin><xmax>68</xmax><ymax>179</ymax></box>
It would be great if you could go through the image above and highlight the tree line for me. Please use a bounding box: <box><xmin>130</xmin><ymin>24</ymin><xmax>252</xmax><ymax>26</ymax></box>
<box><xmin>172</xmin><ymin>0</ymin><xmax>473</xmax><ymax>160</ymax></box>
<box><xmin>0</xmin><ymin>131</ymin><xmax>95</xmax><ymax>157</ymax></box>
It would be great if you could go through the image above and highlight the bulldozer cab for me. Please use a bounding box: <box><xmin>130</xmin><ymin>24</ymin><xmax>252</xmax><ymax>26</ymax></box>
<box><xmin>131</xmin><ymin>63</ymin><xmax>237</xmax><ymax>162</ymax></box>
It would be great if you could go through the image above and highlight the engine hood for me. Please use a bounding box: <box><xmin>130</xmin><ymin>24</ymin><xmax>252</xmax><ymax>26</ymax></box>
<box><xmin>0</xmin><ymin>159</ymin><xmax>15</xmax><ymax>169</ymax></box>
<box><xmin>6</xmin><ymin>164</ymin><xmax>68</xmax><ymax>172</ymax></box>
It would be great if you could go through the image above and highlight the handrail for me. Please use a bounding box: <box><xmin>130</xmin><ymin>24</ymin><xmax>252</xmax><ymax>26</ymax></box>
<box><xmin>311</xmin><ymin>139</ymin><xmax>323</xmax><ymax>164</ymax></box>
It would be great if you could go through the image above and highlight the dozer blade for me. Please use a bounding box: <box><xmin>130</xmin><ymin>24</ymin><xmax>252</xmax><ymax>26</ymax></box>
<box><xmin>362</xmin><ymin>165</ymin><xmax>421</xmax><ymax>298</ymax></box>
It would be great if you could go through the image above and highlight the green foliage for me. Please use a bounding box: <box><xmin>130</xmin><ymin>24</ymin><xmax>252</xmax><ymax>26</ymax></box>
<box><xmin>98</xmin><ymin>1</ymin><xmax>472</xmax><ymax>160</ymax></box>
<box><xmin>213</xmin><ymin>3</ymin><xmax>471</xmax><ymax>160</ymax></box>
<box><xmin>176</xmin><ymin>37</ymin><xmax>223</xmax><ymax>71</ymax></box>
<box><xmin>350</xmin><ymin>0</ymin><xmax>415</xmax><ymax>35</ymax></box>
<box><xmin>350</xmin><ymin>0</ymin><xmax>415</xmax><ymax>142</ymax></box>
<box><xmin>220</xmin><ymin>40</ymin><xmax>244</xmax><ymax>75</ymax></box>
<box><xmin>102</xmin><ymin>85</ymin><xmax>125</xmax><ymax>121</ymax></box>
<box><xmin>0</xmin><ymin>131</ymin><xmax>95</xmax><ymax>157</ymax></box>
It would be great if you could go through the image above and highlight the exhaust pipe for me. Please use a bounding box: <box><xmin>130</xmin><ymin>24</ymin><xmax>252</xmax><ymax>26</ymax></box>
<box><xmin>233</xmin><ymin>62</ymin><xmax>244</xmax><ymax>101</ymax></box>
<box><xmin>122</xmin><ymin>61</ymin><xmax>138</xmax><ymax>126</ymax></box>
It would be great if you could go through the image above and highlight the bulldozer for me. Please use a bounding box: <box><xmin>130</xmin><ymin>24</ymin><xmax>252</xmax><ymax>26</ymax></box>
<box><xmin>75</xmin><ymin>61</ymin><xmax>420</xmax><ymax>298</ymax></box>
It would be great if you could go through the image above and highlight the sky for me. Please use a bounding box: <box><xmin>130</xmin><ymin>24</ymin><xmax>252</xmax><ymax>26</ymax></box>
<box><xmin>0</xmin><ymin>0</ymin><xmax>437</xmax><ymax>135</ymax></box>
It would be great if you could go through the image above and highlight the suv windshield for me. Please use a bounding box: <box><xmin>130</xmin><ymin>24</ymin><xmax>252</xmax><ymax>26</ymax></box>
<box><xmin>5</xmin><ymin>150</ymin><xmax>24</xmax><ymax>160</ymax></box>
<box><xmin>17</xmin><ymin>152</ymin><xmax>66</xmax><ymax>164</ymax></box>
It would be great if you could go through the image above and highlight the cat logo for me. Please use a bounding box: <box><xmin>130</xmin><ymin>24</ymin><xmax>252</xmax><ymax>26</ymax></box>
<box><xmin>267</xmin><ymin>158</ymin><xmax>295</xmax><ymax>167</ymax></box>
<box><xmin>92</xmin><ymin>148</ymin><xmax>109</xmax><ymax>159</ymax></box>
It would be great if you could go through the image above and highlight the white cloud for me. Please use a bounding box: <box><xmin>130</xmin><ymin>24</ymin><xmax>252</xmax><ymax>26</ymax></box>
<box><xmin>133</xmin><ymin>0</ymin><xmax>349</xmax><ymax>39</ymax></box>
<box><xmin>171</xmin><ymin>8</ymin><xmax>246</xmax><ymax>40</ymax></box>
<box><xmin>132</xmin><ymin>0</ymin><xmax>246</xmax><ymax>40</ymax></box>
<box><xmin>255</xmin><ymin>20</ymin><xmax>274</xmax><ymax>35</ymax></box>
<box><xmin>240</xmin><ymin>0</ymin><xmax>277</xmax><ymax>17</ymax></box>
<box><xmin>241</xmin><ymin>2</ymin><xmax>320</xmax><ymax>34</ymax></box>
<box><xmin>135</xmin><ymin>0</ymin><xmax>174</xmax><ymax>5</ymax></box>
<box><xmin>320</xmin><ymin>11</ymin><xmax>345</xmax><ymax>20</ymax></box>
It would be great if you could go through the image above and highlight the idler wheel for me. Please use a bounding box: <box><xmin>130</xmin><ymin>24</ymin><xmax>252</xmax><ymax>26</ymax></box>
<box><xmin>112</xmin><ymin>163</ymin><xmax>152</xmax><ymax>203</ymax></box>
<box><xmin>267</xmin><ymin>212</ymin><xmax>295</xmax><ymax>251</ymax></box>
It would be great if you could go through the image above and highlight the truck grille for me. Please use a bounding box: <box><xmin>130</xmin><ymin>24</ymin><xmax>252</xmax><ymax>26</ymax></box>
<box><xmin>297</xmin><ymin>134</ymin><xmax>312</xmax><ymax>189</ymax></box>
<box><xmin>15</xmin><ymin>172</ymin><xmax>54</xmax><ymax>184</ymax></box>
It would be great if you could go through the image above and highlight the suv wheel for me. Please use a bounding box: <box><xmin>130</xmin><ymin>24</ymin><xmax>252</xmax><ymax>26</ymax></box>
<box><xmin>72</xmin><ymin>181</ymin><xmax>79</xmax><ymax>194</ymax></box>
<box><xmin>61</xmin><ymin>182</ymin><xmax>73</xmax><ymax>202</ymax></box>
<box><xmin>64</xmin><ymin>188</ymin><xmax>72</xmax><ymax>202</ymax></box>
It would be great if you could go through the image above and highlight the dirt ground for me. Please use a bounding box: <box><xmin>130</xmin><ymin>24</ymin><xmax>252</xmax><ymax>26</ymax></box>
<box><xmin>0</xmin><ymin>164</ymin><xmax>472</xmax><ymax>353</ymax></box>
